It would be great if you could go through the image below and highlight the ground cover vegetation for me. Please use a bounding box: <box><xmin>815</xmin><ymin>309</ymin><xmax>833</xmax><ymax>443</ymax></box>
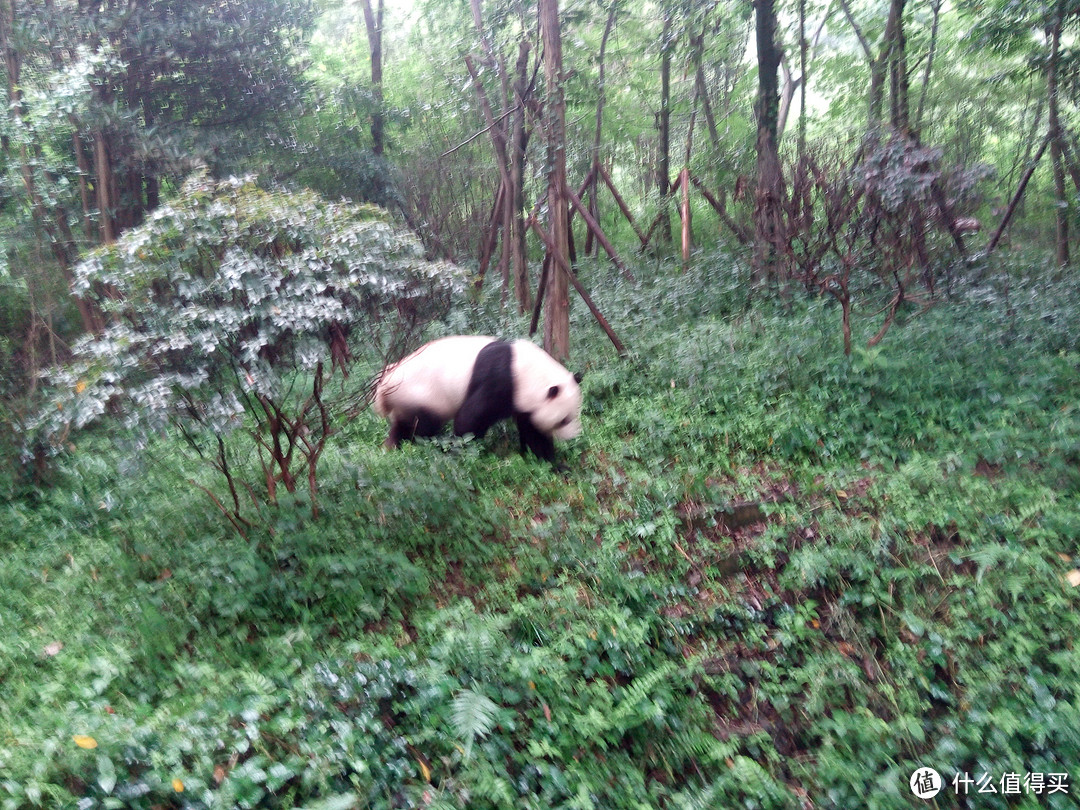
<box><xmin>3</xmin><ymin>255</ymin><xmax>1080</xmax><ymax>808</ymax></box>
<box><xmin>2</xmin><ymin>0</ymin><xmax>1080</xmax><ymax>807</ymax></box>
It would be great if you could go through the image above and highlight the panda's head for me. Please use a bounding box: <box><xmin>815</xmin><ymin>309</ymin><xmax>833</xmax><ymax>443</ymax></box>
<box><xmin>534</xmin><ymin>375</ymin><xmax>583</xmax><ymax>440</ymax></box>
<box><xmin>510</xmin><ymin>341</ymin><xmax>583</xmax><ymax>440</ymax></box>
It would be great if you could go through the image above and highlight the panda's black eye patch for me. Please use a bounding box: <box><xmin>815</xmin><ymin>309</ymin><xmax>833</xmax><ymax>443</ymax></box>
<box><xmin>547</xmin><ymin>385</ymin><xmax>560</xmax><ymax>399</ymax></box>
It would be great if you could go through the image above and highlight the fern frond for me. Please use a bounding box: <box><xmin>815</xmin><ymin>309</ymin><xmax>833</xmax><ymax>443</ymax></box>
<box><xmin>451</xmin><ymin>688</ymin><xmax>499</xmax><ymax>759</ymax></box>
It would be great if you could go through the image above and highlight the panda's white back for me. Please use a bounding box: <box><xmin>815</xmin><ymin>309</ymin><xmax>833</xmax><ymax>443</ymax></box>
<box><xmin>374</xmin><ymin>335</ymin><xmax>495</xmax><ymax>420</ymax></box>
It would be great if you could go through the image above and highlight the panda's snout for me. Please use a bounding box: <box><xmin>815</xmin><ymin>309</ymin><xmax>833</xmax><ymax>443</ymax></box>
<box><xmin>553</xmin><ymin>416</ymin><xmax>581</xmax><ymax>440</ymax></box>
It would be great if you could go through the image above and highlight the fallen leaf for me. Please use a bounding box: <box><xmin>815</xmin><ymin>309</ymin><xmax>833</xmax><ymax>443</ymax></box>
<box><xmin>1058</xmin><ymin>552</ymin><xmax>1072</xmax><ymax>562</ymax></box>
<box><xmin>543</xmin><ymin>702</ymin><xmax>552</xmax><ymax>722</ymax></box>
<box><xmin>417</xmin><ymin>758</ymin><xmax>431</xmax><ymax>782</ymax></box>
<box><xmin>1066</xmin><ymin>569</ymin><xmax>1080</xmax><ymax>588</ymax></box>
<box><xmin>172</xmin><ymin>778</ymin><xmax>184</xmax><ymax>793</ymax></box>
<box><xmin>43</xmin><ymin>641</ymin><xmax>63</xmax><ymax>657</ymax></box>
<box><xmin>73</xmin><ymin>735</ymin><xmax>98</xmax><ymax>749</ymax></box>
<box><xmin>836</xmin><ymin>489</ymin><xmax>848</xmax><ymax>499</ymax></box>
<box><xmin>213</xmin><ymin>764</ymin><xmax>227</xmax><ymax>785</ymax></box>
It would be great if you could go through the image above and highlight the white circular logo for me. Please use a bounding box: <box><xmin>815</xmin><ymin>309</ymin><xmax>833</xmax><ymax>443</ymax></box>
<box><xmin>909</xmin><ymin>767</ymin><xmax>943</xmax><ymax>799</ymax></box>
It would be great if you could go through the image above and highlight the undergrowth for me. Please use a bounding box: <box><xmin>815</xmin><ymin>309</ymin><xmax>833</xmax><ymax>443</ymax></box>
<box><xmin>2</xmin><ymin>251</ymin><xmax>1079</xmax><ymax>809</ymax></box>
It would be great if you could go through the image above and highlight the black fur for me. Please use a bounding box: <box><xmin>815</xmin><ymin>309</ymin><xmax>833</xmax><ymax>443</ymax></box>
<box><xmin>514</xmin><ymin>413</ymin><xmax>556</xmax><ymax>461</ymax></box>
<box><xmin>453</xmin><ymin>340</ymin><xmax>515</xmax><ymax>439</ymax></box>
<box><xmin>387</xmin><ymin>409</ymin><xmax>445</xmax><ymax>447</ymax></box>
<box><xmin>458</xmin><ymin>340</ymin><xmax>558</xmax><ymax>462</ymax></box>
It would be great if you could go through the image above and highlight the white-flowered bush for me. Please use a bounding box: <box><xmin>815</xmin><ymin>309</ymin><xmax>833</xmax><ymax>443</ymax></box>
<box><xmin>35</xmin><ymin>173</ymin><xmax>462</xmax><ymax>520</ymax></box>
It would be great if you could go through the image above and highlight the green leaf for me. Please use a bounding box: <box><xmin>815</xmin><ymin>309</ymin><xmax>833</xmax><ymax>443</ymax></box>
<box><xmin>96</xmin><ymin>755</ymin><xmax>116</xmax><ymax>795</ymax></box>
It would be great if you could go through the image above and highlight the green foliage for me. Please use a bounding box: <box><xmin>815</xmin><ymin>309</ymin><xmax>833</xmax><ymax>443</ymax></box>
<box><xmin>6</xmin><ymin>251</ymin><xmax>1080</xmax><ymax>809</ymax></box>
<box><xmin>34</xmin><ymin>174</ymin><xmax>461</xmax><ymax>519</ymax></box>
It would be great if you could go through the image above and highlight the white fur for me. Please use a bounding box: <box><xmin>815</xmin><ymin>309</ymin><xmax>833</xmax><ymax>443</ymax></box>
<box><xmin>373</xmin><ymin>335</ymin><xmax>493</xmax><ymax>422</ymax></box>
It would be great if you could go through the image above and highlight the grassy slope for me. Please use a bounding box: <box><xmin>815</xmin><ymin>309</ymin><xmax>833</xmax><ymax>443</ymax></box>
<box><xmin>2</xmin><ymin>256</ymin><xmax>1079</xmax><ymax>809</ymax></box>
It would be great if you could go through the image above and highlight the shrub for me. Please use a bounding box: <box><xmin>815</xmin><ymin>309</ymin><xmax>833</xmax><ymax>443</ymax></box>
<box><xmin>34</xmin><ymin>174</ymin><xmax>462</xmax><ymax>522</ymax></box>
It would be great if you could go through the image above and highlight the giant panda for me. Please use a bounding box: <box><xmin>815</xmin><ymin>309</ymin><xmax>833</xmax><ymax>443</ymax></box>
<box><xmin>373</xmin><ymin>335</ymin><xmax>582</xmax><ymax>463</ymax></box>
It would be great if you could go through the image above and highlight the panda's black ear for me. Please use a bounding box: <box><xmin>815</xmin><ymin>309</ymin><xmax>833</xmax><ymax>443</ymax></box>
<box><xmin>547</xmin><ymin>385</ymin><xmax>560</xmax><ymax>399</ymax></box>
<box><xmin>573</xmin><ymin>371</ymin><xmax>584</xmax><ymax>384</ymax></box>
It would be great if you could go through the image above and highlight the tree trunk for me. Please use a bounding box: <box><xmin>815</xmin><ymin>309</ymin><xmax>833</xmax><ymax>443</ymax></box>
<box><xmin>798</xmin><ymin>0</ymin><xmax>807</xmax><ymax>158</ymax></box>
<box><xmin>987</xmin><ymin>134</ymin><xmax>1051</xmax><ymax>254</ymax></box>
<box><xmin>777</xmin><ymin>58</ymin><xmax>800</xmax><ymax>144</ymax></box>
<box><xmin>680</xmin><ymin>168</ymin><xmax>691</xmax><ymax>266</ymax></box>
<box><xmin>539</xmin><ymin>0</ymin><xmax>570</xmax><ymax>361</ymax></box>
<box><xmin>510</xmin><ymin>39</ymin><xmax>531</xmax><ymax>313</ymax></box>
<box><xmin>913</xmin><ymin>0</ymin><xmax>942</xmax><ymax>138</ymax></box>
<box><xmin>1047</xmin><ymin>1</ymin><xmax>1069</xmax><ymax>266</ymax></box>
<box><xmin>691</xmin><ymin>30</ymin><xmax>721</xmax><ymax>153</ymax></box>
<box><xmin>753</xmin><ymin>0</ymin><xmax>784</xmax><ymax>281</ymax></box>
<box><xmin>360</xmin><ymin>0</ymin><xmax>384</xmax><ymax>156</ymax></box>
<box><xmin>94</xmin><ymin>131</ymin><xmax>116</xmax><ymax>244</ymax></box>
<box><xmin>865</xmin><ymin>0</ymin><xmax>902</xmax><ymax>130</ymax></box>
<box><xmin>141</xmin><ymin>90</ymin><xmax>159</xmax><ymax>211</ymax></box>
<box><xmin>72</xmin><ymin>129</ymin><xmax>95</xmax><ymax>240</ymax></box>
<box><xmin>887</xmin><ymin>0</ymin><xmax>910</xmax><ymax>136</ymax></box>
<box><xmin>586</xmin><ymin>3</ymin><xmax>617</xmax><ymax>258</ymax></box>
<box><xmin>656</xmin><ymin>12</ymin><xmax>673</xmax><ymax>243</ymax></box>
<box><xmin>1</xmin><ymin>0</ymin><xmax>99</xmax><ymax>334</ymax></box>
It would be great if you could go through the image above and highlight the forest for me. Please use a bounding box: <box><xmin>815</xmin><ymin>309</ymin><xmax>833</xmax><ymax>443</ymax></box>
<box><xmin>1</xmin><ymin>0</ymin><xmax>1079</xmax><ymax>807</ymax></box>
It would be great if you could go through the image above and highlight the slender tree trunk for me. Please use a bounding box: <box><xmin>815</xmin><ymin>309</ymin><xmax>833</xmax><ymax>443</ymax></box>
<box><xmin>888</xmin><ymin>0</ymin><xmax>909</xmax><ymax>136</ymax></box>
<box><xmin>798</xmin><ymin>0</ymin><xmax>807</xmax><ymax>158</ymax></box>
<box><xmin>140</xmin><ymin>89</ymin><xmax>159</xmax><ymax>211</ymax></box>
<box><xmin>694</xmin><ymin>45</ymin><xmax>721</xmax><ymax>152</ymax></box>
<box><xmin>753</xmin><ymin>0</ymin><xmax>784</xmax><ymax>281</ymax></box>
<box><xmin>913</xmin><ymin>0</ymin><xmax>942</xmax><ymax>138</ymax></box>
<box><xmin>1047</xmin><ymin>1</ymin><xmax>1069</xmax><ymax>265</ymax></box>
<box><xmin>987</xmin><ymin>134</ymin><xmax>1051</xmax><ymax>254</ymax></box>
<box><xmin>781</xmin><ymin>3</ymin><xmax>831</xmax><ymax>151</ymax></box>
<box><xmin>360</xmin><ymin>0</ymin><xmax>384</xmax><ymax>156</ymax></box>
<box><xmin>864</xmin><ymin>0</ymin><xmax>905</xmax><ymax>131</ymax></box>
<box><xmin>94</xmin><ymin>131</ymin><xmax>116</xmax><ymax>244</ymax></box>
<box><xmin>463</xmin><ymin>54</ymin><xmax>515</xmax><ymax>299</ymax></box>
<box><xmin>777</xmin><ymin>59</ymin><xmax>800</xmax><ymax>143</ymax></box>
<box><xmin>1</xmin><ymin>0</ymin><xmax>99</xmax><ymax>334</ymax></box>
<box><xmin>510</xmin><ymin>39</ymin><xmax>531</xmax><ymax>313</ymax></box>
<box><xmin>681</xmin><ymin>82</ymin><xmax>697</xmax><ymax>266</ymax></box>
<box><xmin>71</xmin><ymin>129</ymin><xmax>95</xmax><ymax>240</ymax></box>
<box><xmin>656</xmin><ymin>12</ymin><xmax>673</xmax><ymax>243</ymax></box>
<box><xmin>680</xmin><ymin>168</ymin><xmax>691</xmax><ymax>266</ymax></box>
<box><xmin>539</xmin><ymin>0</ymin><xmax>570</xmax><ymax>360</ymax></box>
<box><xmin>586</xmin><ymin>3</ymin><xmax>617</xmax><ymax>257</ymax></box>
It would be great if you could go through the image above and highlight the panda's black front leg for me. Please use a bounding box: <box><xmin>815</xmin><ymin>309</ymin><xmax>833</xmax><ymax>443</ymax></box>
<box><xmin>514</xmin><ymin>414</ymin><xmax>556</xmax><ymax>463</ymax></box>
<box><xmin>454</xmin><ymin>393</ymin><xmax>505</xmax><ymax>441</ymax></box>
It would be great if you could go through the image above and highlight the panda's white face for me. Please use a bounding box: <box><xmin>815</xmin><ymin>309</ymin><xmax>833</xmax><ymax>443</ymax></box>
<box><xmin>531</xmin><ymin>381</ymin><xmax>583</xmax><ymax>439</ymax></box>
<box><xmin>509</xmin><ymin>340</ymin><xmax>582</xmax><ymax>439</ymax></box>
